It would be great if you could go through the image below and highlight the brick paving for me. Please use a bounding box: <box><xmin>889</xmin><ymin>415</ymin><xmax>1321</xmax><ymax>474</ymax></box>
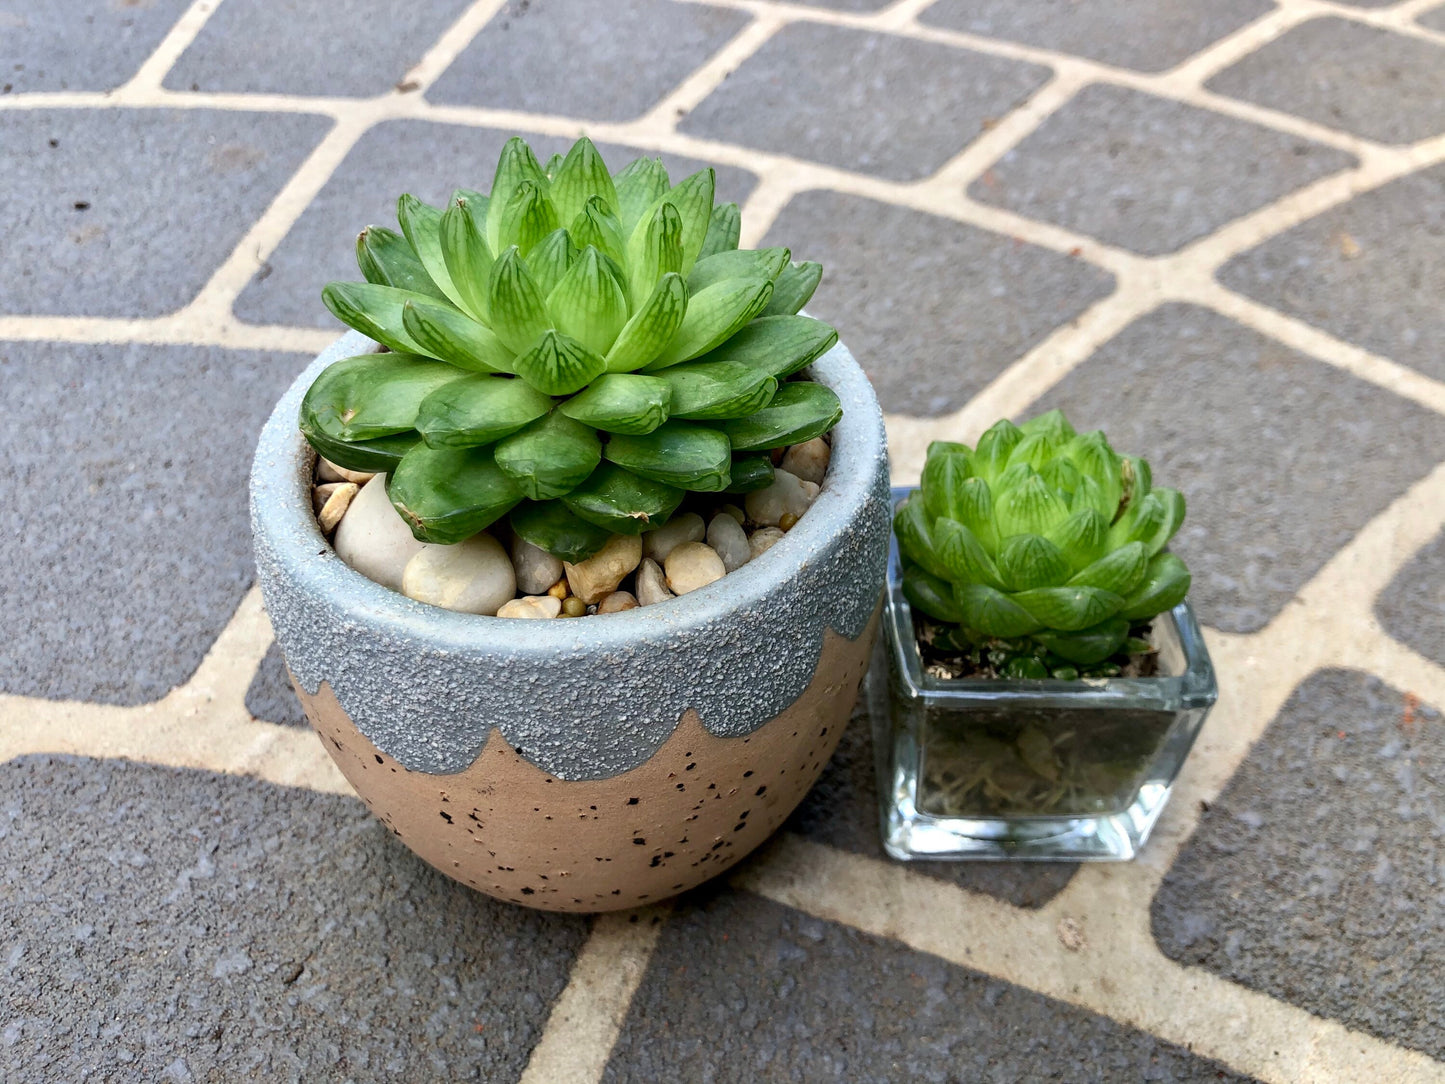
<box><xmin>3</xmin><ymin>0</ymin><xmax>1444</xmax><ymax>1080</ymax></box>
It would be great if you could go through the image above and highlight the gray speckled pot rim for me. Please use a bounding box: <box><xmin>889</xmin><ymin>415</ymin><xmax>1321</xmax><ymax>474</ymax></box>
<box><xmin>251</xmin><ymin>330</ymin><xmax>891</xmax><ymax>779</ymax></box>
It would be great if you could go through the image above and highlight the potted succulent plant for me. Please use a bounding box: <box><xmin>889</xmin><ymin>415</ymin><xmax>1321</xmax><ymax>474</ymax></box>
<box><xmin>251</xmin><ymin>137</ymin><xmax>890</xmax><ymax>911</ymax></box>
<box><xmin>873</xmin><ymin>410</ymin><xmax>1217</xmax><ymax>860</ymax></box>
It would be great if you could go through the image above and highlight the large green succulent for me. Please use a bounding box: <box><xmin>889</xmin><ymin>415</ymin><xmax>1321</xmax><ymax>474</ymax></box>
<box><xmin>896</xmin><ymin>410</ymin><xmax>1192</xmax><ymax>668</ymax></box>
<box><xmin>301</xmin><ymin>136</ymin><xmax>841</xmax><ymax>560</ymax></box>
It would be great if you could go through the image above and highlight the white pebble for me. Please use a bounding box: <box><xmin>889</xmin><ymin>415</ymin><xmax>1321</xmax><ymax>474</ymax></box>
<box><xmin>665</xmin><ymin>542</ymin><xmax>726</xmax><ymax>595</ymax></box>
<box><xmin>332</xmin><ymin>474</ymin><xmax>426</xmax><ymax>592</ymax></box>
<box><xmin>564</xmin><ymin>534</ymin><xmax>642</xmax><ymax>604</ymax></box>
<box><xmin>720</xmin><ymin>503</ymin><xmax>746</xmax><ymax>526</ymax></box>
<box><xmin>744</xmin><ymin>469</ymin><xmax>818</xmax><ymax>527</ymax></box>
<box><xmin>641</xmin><ymin>512</ymin><xmax>705</xmax><ymax>563</ymax></box>
<box><xmin>749</xmin><ymin>526</ymin><xmax>786</xmax><ymax>559</ymax></box>
<box><xmin>597</xmin><ymin>590</ymin><xmax>639</xmax><ymax>614</ymax></box>
<box><xmin>511</xmin><ymin>536</ymin><xmax>565</xmax><ymax>596</ymax></box>
<box><xmin>707</xmin><ymin>514</ymin><xmax>751</xmax><ymax>572</ymax></box>
<box><xmin>780</xmin><ymin>437</ymin><xmax>830</xmax><ymax>485</ymax></box>
<box><xmin>635</xmin><ymin>558</ymin><xmax>674</xmax><ymax>607</ymax></box>
<box><xmin>316</xmin><ymin>457</ymin><xmax>375</xmax><ymax>485</ymax></box>
<box><xmin>401</xmin><ymin>533</ymin><xmax>516</xmax><ymax>615</ymax></box>
<box><xmin>496</xmin><ymin>595</ymin><xmax>562</xmax><ymax>619</ymax></box>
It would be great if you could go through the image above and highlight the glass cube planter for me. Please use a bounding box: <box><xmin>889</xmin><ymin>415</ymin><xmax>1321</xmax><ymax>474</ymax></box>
<box><xmin>870</xmin><ymin>488</ymin><xmax>1218</xmax><ymax>861</ymax></box>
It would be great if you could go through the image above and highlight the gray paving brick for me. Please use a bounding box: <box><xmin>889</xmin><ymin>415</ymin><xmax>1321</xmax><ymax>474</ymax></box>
<box><xmin>919</xmin><ymin>0</ymin><xmax>1273</xmax><ymax>73</ymax></box>
<box><xmin>680</xmin><ymin>23</ymin><xmax>1052</xmax><ymax>182</ymax></box>
<box><xmin>234</xmin><ymin>120</ymin><xmax>757</xmax><ymax>329</ymax></box>
<box><xmin>757</xmin><ymin>0</ymin><xmax>892</xmax><ymax>9</ymax></box>
<box><xmin>764</xmin><ymin>190</ymin><xmax>1114</xmax><ymax>415</ymax></box>
<box><xmin>0</xmin><ymin>755</ymin><xmax>587</xmax><ymax>1083</ymax></box>
<box><xmin>164</xmin><ymin>0</ymin><xmax>474</xmax><ymax>97</ymax></box>
<box><xmin>1</xmin><ymin>108</ymin><xmax>330</xmax><ymax>319</ymax></box>
<box><xmin>246</xmin><ymin>643</ymin><xmax>309</xmax><ymax>728</ymax></box>
<box><xmin>0</xmin><ymin>0</ymin><xmax>192</xmax><ymax>93</ymax></box>
<box><xmin>604</xmin><ymin>889</ymin><xmax>1256</xmax><ymax>1083</ymax></box>
<box><xmin>1205</xmin><ymin>18</ymin><xmax>1445</xmax><ymax>145</ymax></box>
<box><xmin>787</xmin><ymin>697</ymin><xmax>1077</xmax><ymax>907</ymax></box>
<box><xmin>969</xmin><ymin>85</ymin><xmax>1356</xmax><ymax>257</ymax></box>
<box><xmin>1153</xmin><ymin>670</ymin><xmax>1445</xmax><ymax>1060</ymax></box>
<box><xmin>1376</xmin><ymin>528</ymin><xmax>1445</xmax><ymax>669</ymax></box>
<box><xmin>1420</xmin><ymin>4</ymin><xmax>1445</xmax><ymax>31</ymax></box>
<box><xmin>1030</xmin><ymin>304</ymin><xmax>1445</xmax><ymax>634</ymax></box>
<box><xmin>1218</xmin><ymin>163</ymin><xmax>1445</xmax><ymax>383</ymax></box>
<box><xmin>0</xmin><ymin>340</ymin><xmax>310</xmax><ymax>705</ymax></box>
<box><xmin>427</xmin><ymin>0</ymin><xmax>750</xmax><ymax>122</ymax></box>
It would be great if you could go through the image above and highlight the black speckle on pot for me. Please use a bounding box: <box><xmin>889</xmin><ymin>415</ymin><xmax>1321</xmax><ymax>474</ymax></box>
<box><xmin>633</xmin><ymin>837</ymin><xmax>646</xmax><ymax>845</ymax></box>
<box><xmin>627</xmin><ymin>797</ymin><xmax>639</xmax><ymax>805</ymax></box>
<box><xmin>439</xmin><ymin>811</ymin><xmax>452</xmax><ymax>824</ymax></box>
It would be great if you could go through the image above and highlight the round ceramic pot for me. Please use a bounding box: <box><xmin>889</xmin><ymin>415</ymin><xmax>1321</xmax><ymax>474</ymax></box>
<box><xmin>251</xmin><ymin>330</ymin><xmax>890</xmax><ymax>912</ymax></box>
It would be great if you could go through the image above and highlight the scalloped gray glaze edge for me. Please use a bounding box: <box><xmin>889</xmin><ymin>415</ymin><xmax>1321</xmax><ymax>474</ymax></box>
<box><xmin>251</xmin><ymin>330</ymin><xmax>890</xmax><ymax>779</ymax></box>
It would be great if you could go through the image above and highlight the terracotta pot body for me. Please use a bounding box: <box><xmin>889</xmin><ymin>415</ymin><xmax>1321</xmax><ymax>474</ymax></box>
<box><xmin>251</xmin><ymin>331</ymin><xmax>890</xmax><ymax>912</ymax></box>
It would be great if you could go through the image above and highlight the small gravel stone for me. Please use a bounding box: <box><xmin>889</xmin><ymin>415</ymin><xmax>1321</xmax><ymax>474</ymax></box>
<box><xmin>547</xmin><ymin>579</ymin><xmax>569</xmax><ymax>600</ymax></box>
<box><xmin>496</xmin><ymin>595</ymin><xmax>562</xmax><ymax>619</ymax></box>
<box><xmin>562</xmin><ymin>596</ymin><xmax>587</xmax><ymax>617</ymax></box>
<box><xmin>597</xmin><ymin>590</ymin><xmax>639</xmax><ymax>614</ymax></box>
<box><xmin>665</xmin><ymin>542</ymin><xmax>726</xmax><ymax>595</ymax></box>
<box><xmin>720</xmin><ymin>503</ymin><xmax>746</xmax><ymax>526</ymax></box>
<box><xmin>332</xmin><ymin>474</ymin><xmax>426</xmax><ymax>592</ymax></box>
<box><xmin>707</xmin><ymin>513</ymin><xmax>751</xmax><ymax>572</ymax></box>
<box><xmin>564</xmin><ymin>534</ymin><xmax>643</xmax><ymax>604</ymax></box>
<box><xmin>313</xmin><ymin>482</ymin><xmax>359</xmax><ymax>533</ymax></box>
<box><xmin>316</xmin><ymin>457</ymin><xmax>375</xmax><ymax>485</ymax></box>
<box><xmin>780</xmin><ymin>437</ymin><xmax>830</xmax><ymax>484</ymax></box>
<box><xmin>511</xmin><ymin>536</ymin><xmax>565</xmax><ymax>596</ymax></box>
<box><xmin>641</xmin><ymin>512</ymin><xmax>705</xmax><ymax>563</ymax></box>
<box><xmin>400</xmin><ymin>533</ymin><xmax>516</xmax><ymax>615</ymax></box>
<box><xmin>749</xmin><ymin>526</ymin><xmax>786</xmax><ymax>559</ymax></box>
<box><xmin>635</xmin><ymin>558</ymin><xmax>674</xmax><ymax>607</ymax></box>
<box><xmin>744</xmin><ymin>469</ymin><xmax>818</xmax><ymax>527</ymax></box>
<box><xmin>779</xmin><ymin>512</ymin><xmax>799</xmax><ymax>531</ymax></box>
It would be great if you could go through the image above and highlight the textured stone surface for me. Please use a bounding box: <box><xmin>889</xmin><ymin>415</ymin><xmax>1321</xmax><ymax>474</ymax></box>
<box><xmin>246</xmin><ymin>643</ymin><xmax>309</xmax><ymax>728</ymax></box>
<box><xmin>1420</xmin><ymin>4</ymin><xmax>1445</xmax><ymax>31</ymax></box>
<box><xmin>1153</xmin><ymin>670</ymin><xmax>1445</xmax><ymax>1059</ymax></box>
<box><xmin>234</xmin><ymin>121</ymin><xmax>756</xmax><ymax>328</ymax></box>
<box><xmin>969</xmin><ymin>85</ymin><xmax>1356</xmax><ymax>256</ymax></box>
<box><xmin>0</xmin><ymin>755</ymin><xmax>587</xmax><ymax>1082</ymax></box>
<box><xmin>166</xmin><ymin>0</ymin><xmax>474</xmax><ymax>97</ymax></box>
<box><xmin>428</xmin><ymin>0</ymin><xmax>750</xmax><ymax>122</ymax></box>
<box><xmin>919</xmin><ymin>0</ymin><xmax>1274</xmax><ymax>73</ymax></box>
<box><xmin>681</xmin><ymin>23</ymin><xmax>1052</xmax><ymax>181</ymax></box>
<box><xmin>1</xmin><ymin>107</ymin><xmax>330</xmax><ymax>318</ymax></box>
<box><xmin>1031</xmin><ymin>304</ymin><xmax>1445</xmax><ymax>634</ymax></box>
<box><xmin>0</xmin><ymin>0</ymin><xmax>193</xmax><ymax>92</ymax></box>
<box><xmin>1218</xmin><ymin>164</ymin><xmax>1445</xmax><ymax>383</ymax></box>
<box><xmin>764</xmin><ymin>190</ymin><xmax>1115</xmax><ymax>415</ymax></box>
<box><xmin>0</xmin><ymin>340</ymin><xmax>309</xmax><ymax>704</ymax></box>
<box><xmin>604</xmin><ymin>889</ymin><xmax>1255</xmax><ymax>1083</ymax></box>
<box><xmin>1205</xmin><ymin>18</ymin><xmax>1445</xmax><ymax>145</ymax></box>
<box><xmin>1376</xmin><ymin>528</ymin><xmax>1445</xmax><ymax>668</ymax></box>
<box><xmin>788</xmin><ymin>697</ymin><xmax>1077</xmax><ymax>907</ymax></box>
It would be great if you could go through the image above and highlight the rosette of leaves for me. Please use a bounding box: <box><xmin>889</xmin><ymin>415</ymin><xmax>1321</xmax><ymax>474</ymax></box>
<box><xmin>895</xmin><ymin>410</ymin><xmax>1191</xmax><ymax>672</ymax></box>
<box><xmin>300</xmin><ymin>136</ymin><xmax>841</xmax><ymax>561</ymax></box>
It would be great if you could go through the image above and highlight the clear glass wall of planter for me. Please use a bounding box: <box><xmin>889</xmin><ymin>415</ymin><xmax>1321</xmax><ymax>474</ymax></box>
<box><xmin>871</xmin><ymin>488</ymin><xmax>1218</xmax><ymax>861</ymax></box>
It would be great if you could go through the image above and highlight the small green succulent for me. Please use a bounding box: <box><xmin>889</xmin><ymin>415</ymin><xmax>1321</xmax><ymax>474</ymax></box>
<box><xmin>896</xmin><ymin>410</ymin><xmax>1191</xmax><ymax>671</ymax></box>
<box><xmin>300</xmin><ymin>135</ymin><xmax>841</xmax><ymax>560</ymax></box>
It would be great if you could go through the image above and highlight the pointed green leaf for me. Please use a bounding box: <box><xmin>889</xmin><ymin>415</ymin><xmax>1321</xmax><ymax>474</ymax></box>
<box><xmin>1064</xmin><ymin>430</ymin><xmax>1122</xmax><ymax>517</ymax></box>
<box><xmin>1119</xmin><ymin>552</ymin><xmax>1191</xmax><ymax>620</ymax></box>
<box><xmin>1068</xmin><ymin>540</ymin><xmax>1148</xmax><ymax>595</ymax></box>
<box><xmin>301</xmin><ymin>351</ymin><xmax>461</xmax><ymax>440</ymax></box>
<box><xmin>1118</xmin><ymin>455</ymin><xmax>1152</xmax><ymax>521</ymax></box>
<box><xmin>387</xmin><ymin>444</ymin><xmax>521</xmax><ymax>544</ymax></box>
<box><xmin>1020</xmin><ymin>408</ymin><xmax>1076</xmax><ymax>444</ymax></box>
<box><xmin>625</xmin><ymin>202</ymin><xmax>684</xmax><ymax>310</ymax></box>
<box><xmin>903</xmin><ymin>564</ymin><xmax>966</xmax><ymax>624</ymax></box>
<box><xmin>546</xmin><ymin>246</ymin><xmax>629</xmax><ymax>356</ymax></box>
<box><xmin>562</xmin><ymin>462</ymin><xmax>684</xmax><ymax>533</ymax></box>
<box><xmin>973</xmin><ymin>419</ymin><xmax>1023</xmax><ymax>484</ymax></box>
<box><xmin>401</xmin><ymin>299</ymin><xmax>515</xmax><ymax>373</ymax></box>
<box><xmin>301</xmin><ymin>427</ymin><xmax>419</xmax><ymax>474</ymax></box>
<box><xmin>527</xmin><ymin>228</ymin><xmax>578</xmax><ymax>298</ymax></box>
<box><xmin>646</xmin><ymin>275</ymin><xmax>773</xmax><ymax>370</ymax></box>
<box><xmin>603</xmin><ymin>421</ymin><xmax>731</xmax><ymax>491</ymax></box>
<box><xmin>604</xmin><ymin>273</ymin><xmax>688</xmax><ymax>373</ymax></box>
<box><xmin>356</xmin><ymin>226</ymin><xmax>447</xmax><ymax>301</ymax></box>
<box><xmin>397</xmin><ymin>194</ymin><xmax>467</xmax><ymax>311</ymax></box>
<box><xmin>659</xmin><ymin>359</ymin><xmax>775</xmax><ymax>419</ymax></box>
<box><xmin>697</xmin><ymin>202</ymin><xmax>740</xmax><ymax>261</ymax></box>
<box><xmin>493</xmin><ymin>411</ymin><xmax>602</xmax><ymax>500</ymax></box>
<box><xmin>322</xmin><ymin>281</ymin><xmax>433</xmax><ymax>355</ymax></box>
<box><xmin>613</xmin><ymin>156</ymin><xmax>669</xmax><ymax>235</ymax></box>
<box><xmin>569</xmin><ymin>196</ymin><xmax>626</xmax><ymax>267</ymax></box>
<box><xmin>1107</xmin><ymin>491</ymin><xmax>1166</xmax><ymax>551</ymax></box>
<box><xmin>677</xmin><ymin>375</ymin><xmax>776</xmax><ymax>421</ymax></box>
<box><xmin>1038</xmin><ymin>458</ymin><xmax>1081</xmax><ymax>497</ymax></box>
<box><xmin>559</xmin><ymin>373</ymin><xmax>671</xmax><ymax>434</ymax></box>
<box><xmin>934</xmin><ymin>518</ymin><xmax>1006</xmax><ymax>590</ymax></box>
<box><xmin>1010</xmin><ymin>432</ymin><xmax>1056</xmax><ymax>470</ymax></box>
<box><xmin>682</xmin><ymin>315</ymin><xmax>837</xmax><ymax>380</ymax></box>
<box><xmin>508</xmin><ymin>499</ymin><xmax>610</xmax><ymax>562</ymax></box>
<box><xmin>440</xmin><ymin>195</ymin><xmax>493</xmax><ymax>321</ymax></box>
<box><xmin>414</xmin><ymin>374</ymin><xmax>553</xmax><ymax>448</ymax></box>
<box><xmin>724</xmin><ymin>454</ymin><xmax>775</xmax><ymax>494</ymax></box>
<box><xmin>1011</xmin><ymin>586</ymin><xmax>1124</xmax><ymax>632</ymax></box>
<box><xmin>721</xmin><ymin>380</ymin><xmax>842</xmax><ymax>452</ymax></box>
<box><xmin>956</xmin><ymin>583</ymin><xmax>1042</xmax><ymax>638</ymax></box>
<box><xmin>997</xmin><ymin>533</ymin><xmax>1071</xmax><ymax>591</ymax></box>
<box><xmin>921</xmin><ymin>448</ymin><xmax>973</xmax><ymax>522</ymax></box>
<box><xmin>1142</xmin><ymin>488</ymin><xmax>1186</xmax><ymax>555</ymax></box>
<box><xmin>494</xmin><ymin>180</ymin><xmax>559</xmax><ymax>257</ymax></box>
<box><xmin>486</xmin><ymin>246</ymin><xmax>552</xmax><ymax>355</ymax></box>
<box><xmin>549</xmin><ymin>137</ymin><xmax>619</xmax><ymax>225</ymax></box>
<box><xmin>1046</xmin><ymin>508</ymin><xmax>1109</xmax><ymax>572</ymax></box>
<box><xmin>929</xmin><ymin>441</ymin><xmax>971</xmax><ymax>458</ymax></box>
<box><xmin>762</xmin><ymin>261</ymin><xmax>823</xmax><ymax>317</ymax></box>
<box><xmin>949</xmin><ymin>476</ymin><xmax>998</xmax><ymax>555</ymax></box>
<box><xmin>687</xmin><ymin>247</ymin><xmax>789</xmax><ymax>294</ymax></box>
<box><xmin>512</xmin><ymin>330</ymin><xmax>607</xmax><ymax>397</ymax></box>
<box><xmin>485</xmin><ymin>136</ymin><xmax>550</xmax><ymax>253</ymax></box>
<box><xmin>995</xmin><ymin>470</ymin><xmax>1070</xmax><ymax>538</ymax></box>
<box><xmin>894</xmin><ymin>495</ymin><xmax>950</xmax><ymax>581</ymax></box>
<box><xmin>1033</xmin><ymin>618</ymin><xmax>1130</xmax><ymax>665</ymax></box>
<box><xmin>632</xmin><ymin>168</ymin><xmax>714</xmax><ymax>276</ymax></box>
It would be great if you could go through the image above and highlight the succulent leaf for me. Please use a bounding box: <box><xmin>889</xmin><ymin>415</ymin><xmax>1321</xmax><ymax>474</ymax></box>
<box><xmin>973</xmin><ymin>419</ymin><xmax>1023</xmax><ymax>485</ymax></box>
<box><xmin>604</xmin><ymin>421</ymin><xmax>732</xmax><ymax>491</ymax></box>
<box><xmin>1011</xmin><ymin>586</ymin><xmax>1124</xmax><ymax>632</ymax></box>
<box><xmin>559</xmin><ymin>373</ymin><xmax>672</xmax><ymax>435</ymax></box>
<box><xmin>486</xmin><ymin>246</ymin><xmax>552</xmax><ymax>354</ymax></box>
<box><xmin>303</xmin><ymin>427</ymin><xmax>419</xmax><ymax>474</ymax></box>
<box><xmin>688</xmin><ymin>247</ymin><xmax>789</xmax><ymax>293</ymax></box>
<box><xmin>549</xmin><ymin>137</ymin><xmax>619</xmax><ymax>226</ymax></box>
<box><xmin>387</xmin><ymin>444</ymin><xmax>522</xmax><ymax>544</ymax></box>
<box><xmin>485</xmin><ymin>137</ymin><xmax>551</xmax><ymax>253</ymax></box>
<box><xmin>396</xmin><ymin>194</ymin><xmax>467</xmax><ymax>311</ymax></box>
<box><xmin>512</xmin><ymin>330</ymin><xmax>607</xmax><ymax>397</ymax></box>
<box><xmin>1066</xmin><ymin>540</ymin><xmax>1148</xmax><ymax>596</ymax></box>
<box><xmin>1143</xmin><ymin>488</ymin><xmax>1186</xmax><ymax>555</ymax></box>
<box><xmin>493</xmin><ymin>412</ymin><xmax>602</xmax><ymax>500</ymax></box>
<box><xmin>675</xmin><ymin>375</ymin><xmax>777</xmax><ymax>421</ymax></box>
<box><xmin>625</xmin><ymin>202</ymin><xmax>685</xmax><ymax>310</ymax></box>
<box><xmin>527</xmin><ymin>227</ymin><xmax>579</xmax><ymax>297</ymax></box>
<box><xmin>322</xmin><ymin>282</ymin><xmax>432</xmax><ymax>356</ymax></box>
<box><xmin>894</xmin><ymin>495</ymin><xmax>951</xmax><ymax>582</ymax></box>
<box><xmin>613</xmin><ymin>156</ymin><xmax>670</xmax><ymax>234</ymax></box>
<box><xmin>724</xmin><ymin>454</ymin><xmax>775</xmax><ymax>493</ymax></box>
<box><xmin>921</xmin><ymin>448</ymin><xmax>972</xmax><ymax>523</ymax></box>
<box><xmin>632</xmin><ymin>168</ymin><xmax>714</xmax><ymax>276</ymax></box>
<box><xmin>509</xmin><ymin>499</ymin><xmax>611</xmax><ymax>562</ymax></box>
<box><xmin>401</xmin><ymin>299</ymin><xmax>514</xmax><ymax>373</ymax></box>
<box><xmin>546</xmin><ymin>245</ymin><xmax>629</xmax><ymax>356</ymax></box>
<box><xmin>934</xmin><ymin>518</ymin><xmax>1006</xmax><ymax>591</ymax></box>
<box><xmin>1046</xmin><ymin>507</ymin><xmax>1109</xmax><ymax>571</ymax></box>
<box><xmin>1019</xmin><ymin>408</ymin><xmax>1075</xmax><ymax>445</ymax></box>
<box><xmin>1033</xmin><ymin>618</ymin><xmax>1130</xmax><ymax>665</ymax></box>
<box><xmin>414</xmin><ymin>374</ymin><xmax>553</xmax><ymax>448</ymax></box>
<box><xmin>903</xmin><ymin>564</ymin><xmax>967</xmax><ymax>625</ymax></box>
<box><xmin>495</xmin><ymin>180</ymin><xmax>560</xmax><ymax>257</ymax></box>
<box><xmin>994</xmin><ymin>470</ymin><xmax>1069</xmax><ymax>538</ymax></box>
<box><xmin>1120</xmin><ymin>553</ymin><xmax>1191</xmax><ymax>620</ymax></box>
<box><xmin>357</xmin><ymin>226</ymin><xmax>447</xmax><ymax>301</ymax></box>
<box><xmin>763</xmin><ymin>261</ymin><xmax>823</xmax><ymax>317</ymax></box>
<box><xmin>562</xmin><ymin>462</ymin><xmax>684</xmax><ymax>534</ymax></box>
<box><xmin>301</xmin><ymin>352</ymin><xmax>461</xmax><ymax>441</ymax></box>
<box><xmin>956</xmin><ymin>583</ymin><xmax>1042</xmax><ymax>638</ymax></box>
<box><xmin>685</xmin><ymin>315</ymin><xmax>837</xmax><ymax>380</ymax></box>
<box><xmin>720</xmin><ymin>380</ymin><xmax>842</xmax><ymax>452</ymax></box>
<box><xmin>697</xmin><ymin>202</ymin><xmax>741</xmax><ymax>261</ymax></box>
<box><xmin>440</xmin><ymin>196</ymin><xmax>493</xmax><ymax>321</ymax></box>
<box><xmin>568</xmin><ymin>197</ymin><xmax>627</xmax><ymax>267</ymax></box>
<box><xmin>660</xmin><ymin>359</ymin><xmax>775</xmax><ymax>419</ymax></box>
<box><xmin>645</xmin><ymin>275</ymin><xmax>773</xmax><ymax>369</ymax></box>
<box><xmin>997</xmin><ymin>533</ymin><xmax>1071</xmax><ymax>592</ymax></box>
<box><xmin>604</xmin><ymin>272</ymin><xmax>689</xmax><ymax>372</ymax></box>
